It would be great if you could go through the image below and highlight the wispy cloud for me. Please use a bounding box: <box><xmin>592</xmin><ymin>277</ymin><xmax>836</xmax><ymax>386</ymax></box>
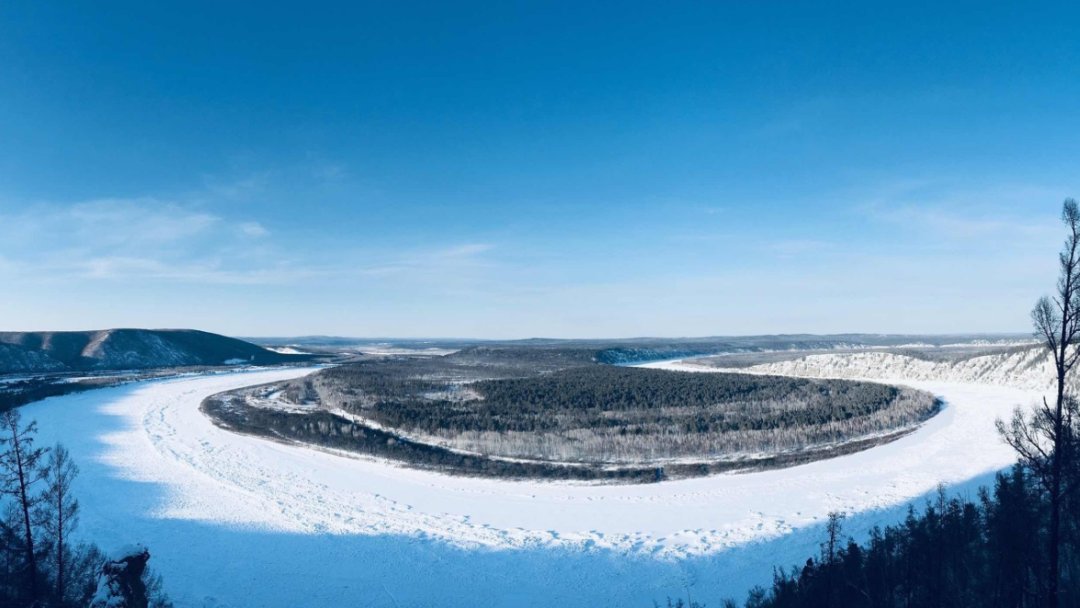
<box><xmin>437</xmin><ymin>243</ymin><xmax>493</xmax><ymax>258</ymax></box>
<box><xmin>0</xmin><ymin>197</ymin><xmax>288</xmax><ymax>284</ymax></box>
<box><xmin>855</xmin><ymin>180</ymin><xmax>1063</xmax><ymax>241</ymax></box>
<box><xmin>0</xmin><ymin>193</ymin><xmax>500</xmax><ymax>290</ymax></box>
<box><xmin>239</xmin><ymin>221</ymin><xmax>270</xmax><ymax>238</ymax></box>
<box><xmin>72</xmin><ymin>256</ymin><xmax>326</xmax><ymax>285</ymax></box>
<box><xmin>14</xmin><ymin>198</ymin><xmax>221</xmax><ymax>245</ymax></box>
<box><xmin>199</xmin><ymin>172</ymin><xmax>271</xmax><ymax>201</ymax></box>
<box><xmin>355</xmin><ymin>243</ymin><xmax>496</xmax><ymax>281</ymax></box>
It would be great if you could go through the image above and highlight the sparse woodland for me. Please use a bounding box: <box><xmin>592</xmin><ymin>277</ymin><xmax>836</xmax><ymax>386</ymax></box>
<box><xmin>0</xmin><ymin>410</ymin><xmax>171</xmax><ymax>607</ymax></box>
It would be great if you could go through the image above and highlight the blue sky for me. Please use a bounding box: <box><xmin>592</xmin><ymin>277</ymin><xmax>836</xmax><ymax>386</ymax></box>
<box><xmin>0</xmin><ymin>1</ymin><xmax>1076</xmax><ymax>338</ymax></box>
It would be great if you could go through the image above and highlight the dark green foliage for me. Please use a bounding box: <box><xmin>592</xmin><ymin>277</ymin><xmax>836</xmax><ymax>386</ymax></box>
<box><xmin>375</xmin><ymin>366</ymin><xmax>913</xmax><ymax>435</ymax></box>
<box><xmin>744</xmin><ymin>465</ymin><xmax>1073</xmax><ymax>608</ymax></box>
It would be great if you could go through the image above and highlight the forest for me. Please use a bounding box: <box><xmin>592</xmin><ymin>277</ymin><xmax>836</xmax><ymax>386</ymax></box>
<box><xmin>354</xmin><ymin>365</ymin><xmax>938</xmax><ymax>464</ymax></box>
<box><xmin>708</xmin><ymin>464</ymin><xmax>1078</xmax><ymax>608</ymax></box>
<box><xmin>203</xmin><ymin>383</ymin><xmax>921</xmax><ymax>482</ymax></box>
<box><xmin>203</xmin><ymin>347</ymin><xmax>939</xmax><ymax>480</ymax></box>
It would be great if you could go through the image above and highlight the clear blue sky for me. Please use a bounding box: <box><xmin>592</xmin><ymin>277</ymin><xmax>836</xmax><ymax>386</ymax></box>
<box><xmin>0</xmin><ymin>1</ymin><xmax>1076</xmax><ymax>338</ymax></box>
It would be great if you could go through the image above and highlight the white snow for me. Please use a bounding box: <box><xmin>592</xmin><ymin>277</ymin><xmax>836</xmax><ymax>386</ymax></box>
<box><xmin>694</xmin><ymin>348</ymin><xmax>1060</xmax><ymax>392</ymax></box>
<box><xmin>109</xmin><ymin>543</ymin><xmax>149</xmax><ymax>562</ymax></box>
<box><xmin>21</xmin><ymin>360</ymin><xmax>1041</xmax><ymax>607</ymax></box>
<box><xmin>265</xmin><ymin>346</ymin><xmax>310</xmax><ymax>355</ymax></box>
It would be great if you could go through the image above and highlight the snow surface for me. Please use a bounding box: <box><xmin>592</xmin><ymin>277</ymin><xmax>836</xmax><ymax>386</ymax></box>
<box><xmin>265</xmin><ymin>346</ymin><xmax>310</xmax><ymax>355</ymax></box>
<box><xmin>22</xmin><ymin>363</ymin><xmax>1040</xmax><ymax>607</ymax></box>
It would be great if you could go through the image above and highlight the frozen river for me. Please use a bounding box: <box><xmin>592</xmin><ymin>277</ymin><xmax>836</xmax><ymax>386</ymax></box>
<box><xmin>21</xmin><ymin>365</ymin><xmax>1034</xmax><ymax>607</ymax></box>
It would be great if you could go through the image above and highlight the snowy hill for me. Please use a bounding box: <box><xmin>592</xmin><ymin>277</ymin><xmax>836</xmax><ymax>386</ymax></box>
<box><xmin>0</xmin><ymin>328</ymin><xmax>307</xmax><ymax>374</ymax></box>
<box><xmin>697</xmin><ymin>345</ymin><xmax>1065</xmax><ymax>393</ymax></box>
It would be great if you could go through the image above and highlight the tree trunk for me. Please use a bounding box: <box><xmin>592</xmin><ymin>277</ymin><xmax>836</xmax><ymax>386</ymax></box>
<box><xmin>11</xmin><ymin>433</ymin><xmax>38</xmax><ymax>600</ymax></box>
<box><xmin>56</xmin><ymin>488</ymin><xmax>64</xmax><ymax>602</ymax></box>
<box><xmin>1050</xmin><ymin>375</ymin><xmax>1062</xmax><ymax>608</ymax></box>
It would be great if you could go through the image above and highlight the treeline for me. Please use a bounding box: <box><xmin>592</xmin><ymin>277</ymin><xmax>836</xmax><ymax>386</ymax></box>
<box><xmin>0</xmin><ymin>378</ymin><xmax>116</xmax><ymax>412</ymax></box>
<box><xmin>201</xmin><ymin>394</ymin><xmax>667</xmax><ymax>482</ymax></box>
<box><xmin>207</xmin><ymin>387</ymin><xmax>936</xmax><ymax>480</ymax></box>
<box><xmin>725</xmin><ymin>465</ymin><xmax>1062</xmax><ymax>608</ymax></box>
<box><xmin>0</xmin><ymin>410</ymin><xmax>171</xmax><ymax>607</ymax></box>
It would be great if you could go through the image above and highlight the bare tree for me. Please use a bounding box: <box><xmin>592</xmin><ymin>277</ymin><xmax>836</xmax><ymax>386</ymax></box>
<box><xmin>0</xmin><ymin>410</ymin><xmax>49</xmax><ymax>601</ymax></box>
<box><xmin>36</xmin><ymin>443</ymin><xmax>79</xmax><ymax>604</ymax></box>
<box><xmin>998</xmin><ymin>198</ymin><xmax>1080</xmax><ymax>608</ymax></box>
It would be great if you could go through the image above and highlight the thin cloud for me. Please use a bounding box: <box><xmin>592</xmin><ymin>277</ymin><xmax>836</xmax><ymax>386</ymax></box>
<box><xmin>856</xmin><ymin>180</ymin><xmax>1063</xmax><ymax>241</ymax></box>
<box><xmin>2</xmin><ymin>198</ymin><xmax>220</xmax><ymax>246</ymax></box>
<box><xmin>0</xmin><ymin>194</ymin><xmax>502</xmax><ymax>290</ymax></box>
<box><xmin>437</xmin><ymin>243</ymin><xmax>494</xmax><ymax>258</ymax></box>
<box><xmin>239</xmin><ymin>222</ymin><xmax>270</xmax><ymax>238</ymax></box>
<box><xmin>356</xmin><ymin>243</ymin><xmax>496</xmax><ymax>278</ymax></box>
<box><xmin>0</xmin><ymin>197</ymin><xmax>282</xmax><ymax>284</ymax></box>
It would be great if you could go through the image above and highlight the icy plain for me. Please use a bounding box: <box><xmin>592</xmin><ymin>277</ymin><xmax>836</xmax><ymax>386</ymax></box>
<box><xmin>21</xmin><ymin>361</ymin><xmax>1038</xmax><ymax>607</ymax></box>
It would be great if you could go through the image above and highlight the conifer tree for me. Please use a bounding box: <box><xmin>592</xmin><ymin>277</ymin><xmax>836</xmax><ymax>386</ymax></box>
<box><xmin>0</xmin><ymin>410</ymin><xmax>49</xmax><ymax>601</ymax></box>
<box><xmin>36</xmin><ymin>443</ymin><xmax>79</xmax><ymax>604</ymax></box>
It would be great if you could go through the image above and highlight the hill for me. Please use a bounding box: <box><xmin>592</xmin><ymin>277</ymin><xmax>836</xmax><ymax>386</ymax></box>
<box><xmin>0</xmin><ymin>328</ymin><xmax>308</xmax><ymax>374</ymax></box>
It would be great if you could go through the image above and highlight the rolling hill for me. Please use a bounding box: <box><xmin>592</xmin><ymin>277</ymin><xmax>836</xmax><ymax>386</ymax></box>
<box><xmin>0</xmin><ymin>328</ymin><xmax>309</xmax><ymax>374</ymax></box>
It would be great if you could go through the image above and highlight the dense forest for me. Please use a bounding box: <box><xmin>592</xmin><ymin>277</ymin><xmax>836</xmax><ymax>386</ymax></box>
<box><xmin>355</xmin><ymin>366</ymin><xmax>938</xmax><ymax>463</ymax></box>
<box><xmin>204</xmin><ymin>348</ymin><xmax>939</xmax><ymax>480</ymax></box>
<box><xmin>204</xmin><ymin>383</ymin><xmax>920</xmax><ymax>482</ymax></box>
<box><xmin>716</xmin><ymin>464</ymin><xmax>1073</xmax><ymax>608</ymax></box>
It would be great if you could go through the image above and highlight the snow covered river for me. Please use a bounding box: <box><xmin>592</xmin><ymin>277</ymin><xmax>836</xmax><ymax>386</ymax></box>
<box><xmin>22</xmin><ymin>366</ymin><xmax>1036</xmax><ymax>607</ymax></box>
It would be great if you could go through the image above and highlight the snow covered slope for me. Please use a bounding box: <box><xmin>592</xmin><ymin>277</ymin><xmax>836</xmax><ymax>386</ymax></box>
<box><xmin>694</xmin><ymin>346</ymin><xmax>1061</xmax><ymax>392</ymax></box>
<box><xmin>21</xmin><ymin>363</ymin><xmax>1038</xmax><ymax>607</ymax></box>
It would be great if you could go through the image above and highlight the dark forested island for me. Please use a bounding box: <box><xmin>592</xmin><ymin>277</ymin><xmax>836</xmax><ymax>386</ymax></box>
<box><xmin>202</xmin><ymin>345</ymin><xmax>939</xmax><ymax>482</ymax></box>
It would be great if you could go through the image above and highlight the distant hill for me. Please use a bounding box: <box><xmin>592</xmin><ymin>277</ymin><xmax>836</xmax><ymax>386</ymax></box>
<box><xmin>0</xmin><ymin>329</ymin><xmax>309</xmax><ymax>374</ymax></box>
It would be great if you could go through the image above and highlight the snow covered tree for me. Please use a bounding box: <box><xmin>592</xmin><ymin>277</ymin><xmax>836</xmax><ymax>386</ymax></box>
<box><xmin>89</xmin><ymin>545</ymin><xmax>151</xmax><ymax>608</ymax></box>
